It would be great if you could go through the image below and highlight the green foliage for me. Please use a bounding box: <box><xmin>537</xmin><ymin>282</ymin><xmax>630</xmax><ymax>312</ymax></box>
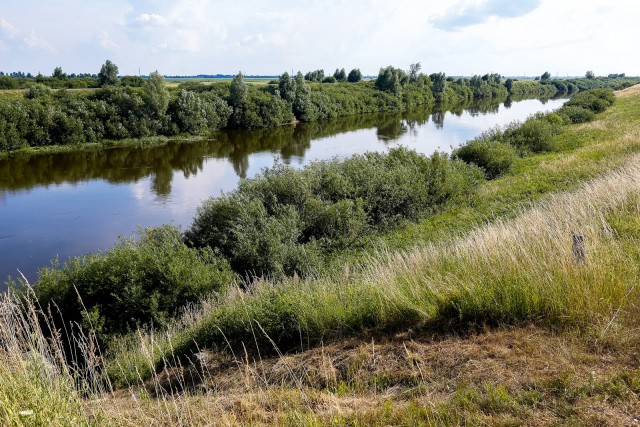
<box><xmin>52</xmin><ymin>67</ymin><xmax>67</xmax><ymax>80</ymax></box>
<box><xmin>540</xmin><ymin>71</ymin><xmax>551</xmax><ymax>80</ymax></box>
<box><xmin>292</xmin><ymin>72</ymin><xmax>315</xmax><ymax>121</ymax></box>
<box><xmin>0</xmin><ymin>75</ymin><xmax>19</xmax><ymax>89</ymax></box>
<box><xmin>24</xmin><ymin>84</ymin><xmax>53</xmax><ymax>100</ymax></box>
<box><xmin>33</xmin><ymin>225</ymin><xmax>233</xmax><ymax>338</ymax></box>
<box><xmin>143</xmin><ymin>72</ymin><xmax>170</xmax><ymax>132</ymax></box>
<box><xmin>453</xmin><ymin>138</ymin><xmax>518</xmax><ymax>179</ymax></box>
<box><xmin>347</xmin><ymin>68</ymin><xmax>362</xmax><ymax>83</ymax></box>
<box><xmin>120</xmin><ymin>75</ymin><xmax>145</xmax><ymax>87</ymax></box>
<box><xmin>334</xmin><ymin>68</ymin><xmax>347</xmax><ymax>82</ymax></box>
<box><xmin>304</xmin><ymin>69</ymin><xmax>325</xmax><ymax>82</ymax></box>
<box><xmin>0</xmin><ymin>68</ymin><xmax>628</xmax><ymax>153</ymax></box>
<box><xmin>186</xmin><ymin>148</ymin><xmax>483</xmax><ymax>279</ymax></box>
<box><xmin>375</xmin><ymin>66</ymin><xmax>405</xmax><ymax>95</ymax></box>
<box><xmin>469</xmin><ymin>74</ymin><xmax>507</xmax><ymax>99</ymax></box>
<box><xmin>557</xmin><ymin>105</ymin><xmax>595</xmax><ymax>124</ymax></box>
<box><xmin>169</xmin><ymin>90</ymin><xmax>231</xmax><ymax>134</ymax></box>
<box><xmin>503</xmin><ymin>113</ymin><xmax>564</xmax><ymax>153</ymax></box>
<box><xmin>98</xmin><ymin>60</ymin><xmax>119</xmax><ymax>87</ymax></box>
<box><xmin>322</xmin><ymin>76</ymin><xmax>336</xmax><ymax>84</ymax></box>
<box><xmin>564</xmin><ymin>88</ymin><xmax>615</xmax><ymax>113</ymax></box>
<box><xmin>278</xmin><ymin>72</ymin><xmax>297</xmax><ymax>104</ymax></box>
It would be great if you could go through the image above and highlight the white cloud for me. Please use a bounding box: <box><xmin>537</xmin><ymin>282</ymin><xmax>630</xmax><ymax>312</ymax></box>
<box><xmin>23</xmin><ymin>31</ymin><xmax>55</xmax><ymax>53</ymax></box>
<box><xmin>97</xmin><ymin>32</ymin><xmax>118</xmax><ymax>50</ymax></box>
<box><xmin>431</xmin><ymin>0</ymin><xmax>541</xmax><ymax>31</ymax></box>
<box><xmin>134</xmin><ymin>13</ymin><xmax>166</xmax><ymax>26</ymax></box>
<box><xmin>0</xmin><ymin>0</ymin><xmax>639</xmax><ymax>77</ymax></box>
<box><xmin>0</xmin><ymin>19</ymin><xmax>19</xmax><ymax>38</ymax></box>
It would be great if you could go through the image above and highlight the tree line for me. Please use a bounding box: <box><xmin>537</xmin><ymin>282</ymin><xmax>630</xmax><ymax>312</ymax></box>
<box><xmin>1</xmin><ymin>60</ymin><xmax>639</xmax><ymax>152</ymax></box>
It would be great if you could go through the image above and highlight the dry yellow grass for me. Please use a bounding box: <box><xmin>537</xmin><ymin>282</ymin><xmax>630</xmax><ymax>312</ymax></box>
<box><xmin>614</xmin><ymin>83</ymin><xmax>640</xmax><ymax>98</ymax></box>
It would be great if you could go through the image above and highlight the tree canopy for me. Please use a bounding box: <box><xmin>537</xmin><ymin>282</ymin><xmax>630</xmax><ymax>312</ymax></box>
<box><xmin>98</xmin><ymin>60</ymin><xmax>119</xmax><ymax>87</ymax></box>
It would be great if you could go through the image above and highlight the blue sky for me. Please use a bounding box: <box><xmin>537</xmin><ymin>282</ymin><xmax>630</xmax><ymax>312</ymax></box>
<box><xmin>0</xmin><ymin>0</ymin><xmax>637</xmax><ymax>77</ymax></box>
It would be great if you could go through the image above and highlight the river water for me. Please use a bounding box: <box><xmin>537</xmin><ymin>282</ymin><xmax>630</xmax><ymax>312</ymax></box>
<box><xmin>0</xmin><ymin>97</ymin><xmax>567</xmax><ymax>284</ymax></box>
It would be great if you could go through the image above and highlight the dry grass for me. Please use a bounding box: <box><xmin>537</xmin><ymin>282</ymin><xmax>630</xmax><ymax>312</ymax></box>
<box><xmin>614</xmin><ymin>83</ymin><xmax>640</xmax><ymax>98</ymax></box>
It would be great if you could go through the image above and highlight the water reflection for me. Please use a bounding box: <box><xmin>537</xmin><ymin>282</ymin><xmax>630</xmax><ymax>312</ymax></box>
<box><xmin>0</xmin><ymin>96</ymin><xmax>540</xmax><ymax>195</ymax></box>
<box><xmin>0</xmin><ymin>96</ymin><xmax>568</xmax><ymax>283</ymax></box>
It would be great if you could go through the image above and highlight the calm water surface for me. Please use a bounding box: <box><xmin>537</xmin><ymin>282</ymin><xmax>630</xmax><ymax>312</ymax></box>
<box><xmin>0</xmin><ymin>97</ymin><xmax>567</xmax><ymax>283</ymax></box>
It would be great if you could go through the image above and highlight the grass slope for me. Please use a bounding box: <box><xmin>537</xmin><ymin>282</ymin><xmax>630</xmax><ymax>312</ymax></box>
<box><xmin>3</xmin><ymin>87</ymin><xmax>640</xmax><ymax>425</ymax></box>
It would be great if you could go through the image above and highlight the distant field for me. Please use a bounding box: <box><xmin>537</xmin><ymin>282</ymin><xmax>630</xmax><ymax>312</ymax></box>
<box><xmin>164</xmin><ymin>77</ymin><xmax>274</xmax><ymax>86</ymax></box>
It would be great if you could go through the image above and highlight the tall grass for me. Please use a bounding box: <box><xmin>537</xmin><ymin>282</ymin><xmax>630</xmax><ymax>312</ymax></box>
<box><xmin>123</xmin><ymin>155</ymin><xmax>640</xmax><ymax>380</ymax></box>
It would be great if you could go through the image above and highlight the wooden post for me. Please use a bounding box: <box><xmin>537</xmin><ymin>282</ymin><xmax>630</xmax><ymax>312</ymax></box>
<box><xmin>572</xmin><ymin>234</ymin><xmax>586</xmax><ymax>264</ymax></box>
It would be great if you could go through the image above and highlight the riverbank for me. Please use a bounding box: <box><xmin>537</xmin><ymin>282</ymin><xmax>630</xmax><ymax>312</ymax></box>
<box><xmin>4</xmin><ymin>72</ymin><xmax>634</xmax><ymax>156</ymax></box>
<box><xmin>3</xmin><ymin>86</ymin><xmax>640</xmax><ymax>425</ymax></box>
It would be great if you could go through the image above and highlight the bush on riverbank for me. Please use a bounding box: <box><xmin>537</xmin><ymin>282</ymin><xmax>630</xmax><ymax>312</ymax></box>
<box><xmin>185</xmin><ymin>147</ymin><xmax>484</xmax><ymax>278</ymax></box>
<box><xmin>31</xmin><ymin>225</ymin><xmax>233</xmax><ymax>339</ymax></box>
<box><xmin>453</xmin><ymin>89</ymin><xmax>616</xmax><ymax>178</ymax></box>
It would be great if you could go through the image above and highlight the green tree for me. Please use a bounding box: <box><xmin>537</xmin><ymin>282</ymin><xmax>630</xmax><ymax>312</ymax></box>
<box><xmin>230</xmin><ymin>71</ymin><xmax>247</xmax><ymax>108</ymax></box>
<box><xmin>347</xmin><ymin>68</ymin><xmax>362</xmax><ymax>83</ymax></box>
<box><xmin>505</xmin><ymin>78</ymin><xmax>513</xmax><ymax>93</ymax></box>
<box><xmin>540</xmin><ymin>71</ymin><xmax>551</xmax><ymax>80</ymax></box>
<box><xmin>98</xmin><ymin>60</ymin><xmax>119</xmax><ymax>87</ymax></box>
<box><xmin>278</xmin><ymin>71</ymin><xmax>297</xmax><ymax>104</ymax></box>
<box><xmin>585</xmin><ymin>70</ymin><xmax>595</xmax><ymax>79</ymax></box>
<box><xmin>229</xmin><ymin>71</ymin><xmax>248</xmax><ymax>128</ymax></box>
<box><xmin>143</xmin><ymin>71</ymin><xmax>169</xmax><ymax>130</ymax></box>
<box><xmin>293</xmin><ymin>71</ymin><xmax>314</xmax><ymax>121</ymax></box>
<box><xmin>52</xmin><ymin>67</ymin><xmax>67</xmax><ymax>80</ymax></box>
<box><xmin>375</xmin><ymin>66</ymin><xmax>403</xmax><ymax>94</ymax></box>
<box><xmin>408</xmin><ymin>62</ymin><xmax>421</xmax><ymax>82</ymax></box>
<box><xmin>334</xmin><ymin>68</ymin><xmax>347</xmax><ymax>82</ymax></box>
<box><xmin>429</xmin><ymin>72</ymin><xmax>447</xmax><ymax>95</ymax></box>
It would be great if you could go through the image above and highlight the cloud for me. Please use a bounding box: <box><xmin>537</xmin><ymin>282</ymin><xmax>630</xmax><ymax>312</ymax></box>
<box><xmin>0</xmin><ymin>19</ymin><xmax>19</xmax><ymax>38</ymax></box>
<box><xmin>23</xmin><ymin>31</ymin><xmax>55</xmax><ymax>52</ymax></box>
<box><xmin>97</xmin><ymin>32</ymin><xmax>118</xmax><ymax>50</ymax></box>
<box><xmin>134</xmin><ymin>13</ymin><xmax>167</xmax><ymax>27</ymax></box>
<box><xmin>431</xmin><ymin>0</ymin><xmax>541</xmax><ymax>31</ymax></box>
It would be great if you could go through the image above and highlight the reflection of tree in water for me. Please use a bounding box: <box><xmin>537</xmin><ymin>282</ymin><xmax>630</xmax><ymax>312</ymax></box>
<box><xmin>504</xmin><ymin>97</ymin><xmax>513</xmax><ymax>109</ymax></box>
<box><xmin>431</xmin><ymin>110</ymin><xmax>445</xmax><ymax>129</ymax></box>
<box><xmin>376</xmin><ymin>114</ymin><xmax>408</xmax><ymax>142</ymax></box>
<box><xmin>0</xmin><ymin>95</ymin><xmax>548</xmax><ymax>198</ymax></box>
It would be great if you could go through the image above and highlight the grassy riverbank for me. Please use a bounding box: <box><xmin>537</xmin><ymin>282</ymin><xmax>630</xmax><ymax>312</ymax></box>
<box><xmin>3</xmin><ymin>86</ymin><xmax>640</xmax><ymax>425</ymax></box>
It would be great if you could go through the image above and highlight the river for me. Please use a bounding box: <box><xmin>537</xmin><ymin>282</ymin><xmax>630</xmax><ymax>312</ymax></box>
<box><xmin>0</xmin><ymin>96</ymin><xmax>567</xmax><ymax>284</ymax></box>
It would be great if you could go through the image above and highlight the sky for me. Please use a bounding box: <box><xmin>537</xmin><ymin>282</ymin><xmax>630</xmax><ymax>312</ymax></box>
<box><xmin>0</xmin><ymin>0</ymin><xmax>638</xmax><ymax>77</ymax></box>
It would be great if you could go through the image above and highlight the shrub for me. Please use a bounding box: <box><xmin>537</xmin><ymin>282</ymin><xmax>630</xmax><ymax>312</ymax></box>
<box><xmin>186</xmin><ymin>148</ymin><xmax>483</xmax><ymax>279</ymax></box>
<box><xmin>33</xmin><ymin>225</ymin><xmax>233</xmax><ymax>338</ymax></box>
<box><xmin>565</xmin><ymin>89</ymin><xmax>615</xmax><ymax>113</ymax></box>
<box><xmin>503</xmin><ymin>113</ymin><xmax>563</xmax><ymax>153</ymax></box>
<box><xmin>453</xmin><ymin>139</ymin><xmax>518</xmax><ymax>179</ymax></box>
<box><xmin>557</xmin><ymin>105</ymin><xmax>595</xmax><ymax>124</ymax></box>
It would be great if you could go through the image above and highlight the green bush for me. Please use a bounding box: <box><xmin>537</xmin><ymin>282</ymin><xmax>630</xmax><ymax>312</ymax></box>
<box><xmin>565</xmin><ymin>89</ymin><xmax>615</xmax><ymax>113</ymax></box>
<box><xmin>453</xmin><ymin>139</ymin><xmax>518</xmax><ymax>179</ymax></box>
<box><xmin>503</xmin><ymin>113</ymin><xmax>564</xmax><ymax>153</ymax></box>
<box><xmin>557</xmin><ymin>105</ymin><xmax>595</xmax><ymax>123</ymax></box>
<box><xmin>33</xmin><ymin>225</ymin><xmax>233</xmax><ymax>338</ymax></box>
<box><xmin>186</xmin><ymin>148</ymin><xmax>483</xmax><ymax>279</ymax></box>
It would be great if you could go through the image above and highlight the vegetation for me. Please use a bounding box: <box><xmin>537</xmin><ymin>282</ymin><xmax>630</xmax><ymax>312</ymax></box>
<box><xmin>3</xmin><ymin>81</ymin><xmax>640</xmax><ymax>425</ymax></box>
<box><xmin>33</xmin><ymin>226</ymin><xmax>233</xmax><ymax>340</ymax></box>
<box><xmin>185</xmin><ymin>148</ymin><xmax>482</xmax><ymax>278</ymax></box>
<box><xmin>17</xmin><ymin>88</ymin><xmax>616</xmax><ymax>358</ymax></box>
<box><xmin>3</xmin><ymin>61</ymin><xmax>637</xmax><ymax>154</ymax></box>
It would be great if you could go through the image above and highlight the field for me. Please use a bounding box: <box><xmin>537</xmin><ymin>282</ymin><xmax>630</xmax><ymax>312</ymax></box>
<box><xmin>164</xmin><ymin>77</ymin><xmax>275</xmax><ymax>87</ymax></box>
